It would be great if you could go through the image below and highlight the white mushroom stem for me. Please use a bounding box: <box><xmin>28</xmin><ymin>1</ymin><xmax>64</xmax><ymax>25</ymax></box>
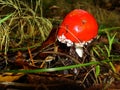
<box><xmin>75</xmin><ymin>47</ymin><xmax>83</xmax><ymax>58</ymax></box>
<box><xmin>75</xmin><ymin>40</ymin><xmax>93</xmax><ymax>58</ymax></box>
<box><xmin>75</xmin><ymin>43</ymin><xmax>85</xmax><ymax>58</ymax></box>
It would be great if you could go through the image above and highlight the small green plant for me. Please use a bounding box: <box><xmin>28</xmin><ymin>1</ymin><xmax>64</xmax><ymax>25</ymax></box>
<box><xmin>92</xmin><ymin>27</ymin><xmax>119</xmax><ymax>77</ymax></box>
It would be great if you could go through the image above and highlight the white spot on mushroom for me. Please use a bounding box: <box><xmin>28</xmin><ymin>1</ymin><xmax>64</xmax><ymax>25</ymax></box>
<box><xmin>57</xmin><ymin>34</ymin><xmax>66</xmax><ymax>43</ymax></box>
<box><xmin>66</xmin><ymin>39</ymin><xmax>73</xmax><ymax>46</ymax></box>
<box><xmin>57</xmin><ymin>34</ymin><xmax>73</xmax><ymax>47</ymax></box>
<box><xmin>75</xmin><ymin>42</ymin><xmax>85</xmax><ymax>47</ymax></box>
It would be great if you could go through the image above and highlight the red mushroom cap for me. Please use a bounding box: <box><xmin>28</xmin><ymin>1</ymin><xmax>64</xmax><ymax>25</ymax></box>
<box><xmin>57</xmin><ymin>9</ymin><xmax>98</xmax><ymax>46</ymax></box>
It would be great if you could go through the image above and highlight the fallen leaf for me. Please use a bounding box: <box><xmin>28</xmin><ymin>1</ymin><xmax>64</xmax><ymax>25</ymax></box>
<box><xmin>115</xmin><ymin>64</ymin><xmax>120</xmax><ymax>74</ymax></box>
<box><xmin>0</xmin><ymin>72</ymin><xmax>24</xmax><ymax>82</ymax></box>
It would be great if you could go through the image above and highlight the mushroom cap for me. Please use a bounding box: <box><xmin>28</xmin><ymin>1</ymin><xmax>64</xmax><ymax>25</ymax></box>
<box><xmin>57</xmin><ymin>9</ymin><xmax>98</xmax><ymax>46</ymax></box>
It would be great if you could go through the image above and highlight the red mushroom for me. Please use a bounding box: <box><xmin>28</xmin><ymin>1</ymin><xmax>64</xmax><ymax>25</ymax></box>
<box><xmin>57</xmin><ymin>9</ymin><xmax>98</xmax><ymax>57</ymax></box>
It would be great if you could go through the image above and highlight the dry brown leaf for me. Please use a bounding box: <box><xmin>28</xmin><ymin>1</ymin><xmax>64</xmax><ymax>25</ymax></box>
<box><xmin>0</xmin><ymin>73</ymin><xmax>24</xmax><ymax>82</ymax></box>
<box><xmin>115</xmin><ymin>64</ymin><xmax>120</xmax><ymax>74</ymax></box>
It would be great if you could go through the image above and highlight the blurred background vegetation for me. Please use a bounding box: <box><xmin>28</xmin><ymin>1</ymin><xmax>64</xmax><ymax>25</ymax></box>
<box><xmin>43</xmin><ymin>0</ymin><xmax>120</xmax><ymax>27</ymax></box>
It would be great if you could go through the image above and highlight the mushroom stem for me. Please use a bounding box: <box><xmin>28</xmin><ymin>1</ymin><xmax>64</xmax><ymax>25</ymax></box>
<box><xmin>75</xmin><ymin>46</ymin><xmax>83</xmax><ymax>58</ymax></box>
<box><xmin>75</xmin><ymin>43</ymin><xmax>85</xmax><ymax>58</ymax></box>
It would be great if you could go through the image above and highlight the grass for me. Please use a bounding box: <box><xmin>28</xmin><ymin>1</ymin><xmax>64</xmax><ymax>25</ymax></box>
<box><xmin>2</xmin><ymin>59</ymin><xmax>115</xmax><ymax>73</ymax></box>
<box><xmin>0</xmin><ymin>0</ymin><xmax>52</xmax><ymax>53</ymax></box>
<box><xmin>0</xmin><ymin>13</ymin><xmax>13</xmax><ymax>53</ymax></box>
<box><xmin>92</xmin><ymin>29</ymin><xmax>118</xmax><ymax>76</ymax></box>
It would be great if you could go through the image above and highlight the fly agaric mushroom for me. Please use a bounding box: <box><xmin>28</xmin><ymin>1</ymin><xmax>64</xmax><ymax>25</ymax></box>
<box><xmin>57</xmin><ymin>9</ymin><xmax>98</xmax><ymax>57</ymax></box>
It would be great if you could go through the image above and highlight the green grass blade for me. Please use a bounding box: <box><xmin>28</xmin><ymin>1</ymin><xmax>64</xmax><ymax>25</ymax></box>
<box><xmin>95</xmin><ymin>65</ymin><xmax>100</xmax><ymax>77</ymax></box>
<box><xmin>109</xmin><ymin>62</ymin><xmax>116</xmax><ymax>73</ymax></box>
<box><xmin>0</xmin><ymin>13</ymin><xmax>13</xmax><ymax>24</ymax></box>
<box><xmin>92</xmin><ymin>47</ymin><xmax>100</xmax><ymax>57</ymax></box>
<box><xmin>1</xmin><ymin>59</ymin><xmax>118</xmax><ymax>74</ymax></box>
<box><xmin>104</xmin><ymin>45</ymin><xmax>110</xmax><ymax>57</ymax></box>
<box><xmin>107</xmin><ymin>32</ymin><xmax>117</xmax><ymax>52</ymax></box>
<box><xmin>98</xmin><ymin>27</ymin><xmax>120</xmax><ymax>34</ymax></box>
